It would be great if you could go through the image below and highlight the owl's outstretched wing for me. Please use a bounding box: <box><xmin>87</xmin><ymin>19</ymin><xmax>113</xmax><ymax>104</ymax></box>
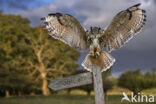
<box><xmin>101</xmin><ymin>3</ymin><xmax>146</xmax><ymax>52</ymax></box>
<box><xmin>41</xmin><ymin>13</ymin><xmax>88</xmax><ymax>50</ymax></box>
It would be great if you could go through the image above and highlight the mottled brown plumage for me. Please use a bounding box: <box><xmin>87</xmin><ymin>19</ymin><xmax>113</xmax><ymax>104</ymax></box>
<box><xmin>41</xmin><ymin>3</ymin><xmax>146</xmax><ymax>72</ymax></box>
<box><xmin>101</xmin><ymin>3</ymin><xmax>146</xmax><ymax>52</ymax></box>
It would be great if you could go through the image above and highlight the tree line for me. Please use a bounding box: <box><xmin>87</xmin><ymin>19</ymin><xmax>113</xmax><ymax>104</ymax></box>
<box><xmin>118</xmin><ymin>68</ymin><xmax>156</xmax><ymax>95</ymax></box>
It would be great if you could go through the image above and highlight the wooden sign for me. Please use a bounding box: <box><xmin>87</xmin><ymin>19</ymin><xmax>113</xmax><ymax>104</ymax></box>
<box><xmin>48</xmin><ymin>72</ymin><xmax>92</xmax><ymax>91</ymax></box>
<box><xmin>48</xmin><ymin>67</ymin><xmax>105</xmax><ymax>104</ymax></box>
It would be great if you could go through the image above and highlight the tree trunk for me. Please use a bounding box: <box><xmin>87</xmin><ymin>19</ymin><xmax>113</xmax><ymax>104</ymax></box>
<box><xmin>41</xmin><ymin>73</ymin><xmax>49</xmax><ymax>96</ymax></box>
<box><xmin>18</xmin><ymin>91</ymin><xmax>22</xmax><ymax>96</ymax></box>
<box><xmin>105</xmin><ymin>91</ymin><xmax>107</xmax><ymax>104</ymax></box>
<box><xmin>133</xmin><ymin>90</ymin><xmax>138</xmax><ymax>95</ymax></box>
<box><xmin>67</xmin><ymin>89</ymin><xmax>71</xmax><ymax>94</ymax></box>
<box><xmin>5</xmin><ymin>90</ymin><xmax>10</xmax><ymax>97</ymax></box>
<box><xmin>87</xmin><ymin>90</ymin><xmax>91</xmax><ymax>97</ymax></box>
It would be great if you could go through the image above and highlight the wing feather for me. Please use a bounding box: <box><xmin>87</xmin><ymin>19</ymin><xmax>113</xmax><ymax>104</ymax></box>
<box><xmin>41</xmin><ymin>13</ymin><xmax>88</xmax><ymax>50</ymax></box>
<box><xmin>101</xmin><ymin>3</ymin><xmax>146</xmax><ymax>52</ymax></box>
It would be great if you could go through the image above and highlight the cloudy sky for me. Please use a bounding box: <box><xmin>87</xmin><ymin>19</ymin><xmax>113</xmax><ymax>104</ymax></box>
<box><xmin>0</xmin><ymin>0</ymin><xmax>156</xmax><ymax>77</ymax></box>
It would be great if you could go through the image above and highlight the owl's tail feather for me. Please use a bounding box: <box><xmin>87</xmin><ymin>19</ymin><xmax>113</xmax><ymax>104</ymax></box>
<box><xmin>82</xmin><ymin>50</ymin><xmax>115</xmax><ymax>72</ymax></box>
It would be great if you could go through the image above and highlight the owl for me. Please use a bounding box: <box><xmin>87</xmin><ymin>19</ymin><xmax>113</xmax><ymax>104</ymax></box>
<box><xmin>41</xmin><ymin>3</ymin><xmax>146</xmax><ymax>72</ymax></box>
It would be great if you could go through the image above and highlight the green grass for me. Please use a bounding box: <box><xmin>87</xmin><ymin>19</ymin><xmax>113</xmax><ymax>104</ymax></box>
<box><xmin>143</xmin><ymin>88</ymin><xmax>156</xmax><ymax>95</ymax></box>
<box><xmin>0</xmin><ymin>94</ymin><xmax>155</xmax><ymax>104</ymax></box>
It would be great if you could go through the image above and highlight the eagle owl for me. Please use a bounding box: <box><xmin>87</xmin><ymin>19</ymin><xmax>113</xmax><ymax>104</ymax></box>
<box><xmin>41</xmin><ymin>3</ymin><xmax>146</xmax><ymax>72</ymax></box>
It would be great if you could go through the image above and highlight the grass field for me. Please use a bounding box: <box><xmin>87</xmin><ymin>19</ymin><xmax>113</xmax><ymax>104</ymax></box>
<box><xmin>0</xmin><ymin>94</ymin><xmax>155</xmax><ymax>104</ymax></box>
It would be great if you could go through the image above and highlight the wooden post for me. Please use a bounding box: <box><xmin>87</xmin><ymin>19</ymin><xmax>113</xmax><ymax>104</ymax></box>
<box><xmin>92</xmin><ymin>66</ymin><xmax>105</xmax><ymax>104</ymax></box>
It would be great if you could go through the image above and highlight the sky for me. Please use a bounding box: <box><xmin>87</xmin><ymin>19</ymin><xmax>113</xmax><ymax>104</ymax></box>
<box><xmin>0</xmin><ymin>0</ymin><xmax>156</xmax><ymax>77</ymax></box>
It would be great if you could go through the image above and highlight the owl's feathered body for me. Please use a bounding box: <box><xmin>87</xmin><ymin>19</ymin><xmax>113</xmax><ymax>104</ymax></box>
<box><xmin>82</xmin><ymin>27</ymin><xmax>115</xmax><ymax>71</ymax></box>
<box><xmin>41</xmin><ymin>3</ymin><xmax>146</xmax><ymax>72</ymax></box>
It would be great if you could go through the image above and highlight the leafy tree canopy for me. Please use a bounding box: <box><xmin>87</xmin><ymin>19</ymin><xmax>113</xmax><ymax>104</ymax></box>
<box><xmin>0</xmin><ymin>13</ymin><xmax>79</xmax><ymax>96</ymax></box>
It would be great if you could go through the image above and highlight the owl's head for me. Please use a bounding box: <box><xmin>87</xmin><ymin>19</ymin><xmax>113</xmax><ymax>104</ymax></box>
<box><xmin>87</xmin><ymin>27</ymin><xmax>104</xmax><ymax>47</ymax></box>
<box><xmin>90</xmin><ymin>27</ymin><xmax>102</xmax><ymax>34</ymax></box>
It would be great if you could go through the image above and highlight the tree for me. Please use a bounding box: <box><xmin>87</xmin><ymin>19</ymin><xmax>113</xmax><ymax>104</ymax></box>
<box><xmin>103</xmin><ymin>78</ymin><xmax>113</xmax><ymax>96</ymax></box>
<box><xmin>102</xmin><ymin>68</ymin><xmax>114</xmax><ymax>101</ymax></box>
<box><xmin>0</xmin><ymin>13</ymin><xmax>34</xmax><ymax>97</ymax></box>
<box><xmin>143</xmin><ymin>68</ymin><xmax>156</xmax><ymax>89</ymax></box>
<box><xmin>24</xmin><ymin>27</ymin><xmax>80</xmax><ymax>95</ymax></box>
<box><xmin>0</xmin><ymin>13</ymin><xmax>80</xmax><ymax>96</ymax></box>
<box><xmin>118</xmin><ymin>69</ymin><xmax>145</xmax><ymax>95</ymax></box>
